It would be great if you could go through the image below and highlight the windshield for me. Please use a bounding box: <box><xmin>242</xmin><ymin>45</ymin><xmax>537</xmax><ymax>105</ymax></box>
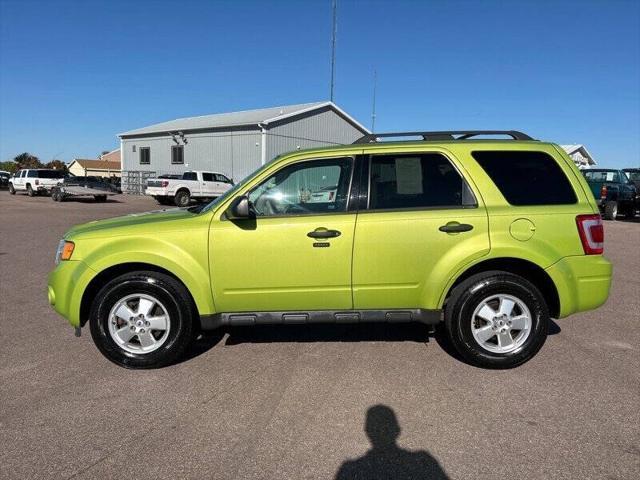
<box><xmin>197</xmin><ymin>157</ymin><xmax>281</xmax><ymax>214</ymax></box>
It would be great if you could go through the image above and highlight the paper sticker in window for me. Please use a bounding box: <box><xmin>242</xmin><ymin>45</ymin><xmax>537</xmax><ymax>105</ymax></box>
<box><xmin>395</xmin><ymin>157</ymin><xmax>423</xmax><ymax>194</ymax></box>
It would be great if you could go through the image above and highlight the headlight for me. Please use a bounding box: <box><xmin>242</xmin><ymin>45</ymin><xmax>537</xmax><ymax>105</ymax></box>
<box><xmin>55</xmin><ymin>240</ymin><xmax>75</xmax><ymax>264</ymax></box>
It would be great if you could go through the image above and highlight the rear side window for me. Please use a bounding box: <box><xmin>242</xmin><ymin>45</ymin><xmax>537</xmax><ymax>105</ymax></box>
<box><xmin>183</xmin><ymin>172</ymin><xmax>197</xmax><ymax>181</ymax></box>
<box><xmin>27</xmin><ymin>170</ymin><xmax>37</xmax><ymax>177</ymax></box>
<box><xmin>202</xmin><ymin>173</ymin><xmax>214</xmax><ymax>182</ymax></box>
<box><xmin>38</xmin><ymin>170</ymin><xmax>64</xmax><ymax>179</ymax></box>
<box><xmin>472</xmin><ymin>151</ymin><xmax>577</xmax><ymax>205</ymax></box>
<box><xmin>368</xmin><ymin>153</ymin><xmax>474</xmax><ymax>210</ymax></box>
<box><xmin>583</xmin><ymin>170</ymin><xmax>620</xmax><ymax>183</ymax></box>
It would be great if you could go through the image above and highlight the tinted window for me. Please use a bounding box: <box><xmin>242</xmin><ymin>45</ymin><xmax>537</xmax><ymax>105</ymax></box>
<box><xmin>171</xmin><ymin>145</ymin><xmax>184</xmax><ymax>164</ymax></box>
<box><xmin>368</xmin><ymin>153</ymin><xmax>470</xmax><ymax>210</ymax></box>
<box><xmin>583</xmin><ymin>170</ymin><xmax>620</xmax><ymax>183</ymax></box>
<box><xmin>249</xmin><ymin>157</ymin><xmax>353</xmax><ymax>217</ymax></box>
<box><xmin>139</xmin><ymin>147</ymin><xmax>150</xmax><ymax>165</ymax></box>
<box><xmin>38</xmin><ymin>170</ymin><xmax>64</xmax><ymax>179</ymax></box>
<box><xmin>202</xmin><ymin>173</ymin><xmax>214</xmax><ymax>182</ymax></box>
<box><xmin>27</xmin><ymin>170</ymin><xmax>37</xmax><ymax>177</ymax></box>
<box><xmin>183</xmin><ymin>172</ymin><xmax>197</xmax><ymax>181</ymax></box>
<box><xmin>473</xmin><ymin>151</ymin><xmax>577</xmax><ymax>205</ymax></box>
<box><xmin>215</xmin><ymin>174</ymin><xmax>231</xmax><ymax>183</ymax></box>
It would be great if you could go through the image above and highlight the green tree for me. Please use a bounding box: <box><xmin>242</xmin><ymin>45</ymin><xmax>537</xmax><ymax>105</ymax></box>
<box><xmin>0</xmin><ymin>160</ymin><xmax>18</xmax><ymax>173</ymax></box>
<box><xmin>46</xmin><ymin>159</ymin><xmax>68</xmax><ymax>171</ymax></box>
<box><xmin>14</xmin><ymin>152</ymin><xmax>43</xmax><ymax>169</ymax></box>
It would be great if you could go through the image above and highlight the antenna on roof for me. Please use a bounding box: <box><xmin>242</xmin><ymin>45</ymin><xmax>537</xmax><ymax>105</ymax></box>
<box><xmin>371</xmin><ymin>69</ymin><xmax>377</xmax><ymax>132</ymax></box>
<box><xmin>329</xmin><ymin>0</ymin><xmax>337</xmax><ymax>102</ymax></box>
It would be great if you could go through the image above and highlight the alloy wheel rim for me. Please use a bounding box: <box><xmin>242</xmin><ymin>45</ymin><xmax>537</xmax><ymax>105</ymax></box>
<box><xmin>470</xmin><ymin>294</ymin><xmax>532</xmax><ymax>354</ymax></box>
<box><xmin>107</xmin><ymin>294</ymin><xmax>171</xmax><ymax>354</ymax></box>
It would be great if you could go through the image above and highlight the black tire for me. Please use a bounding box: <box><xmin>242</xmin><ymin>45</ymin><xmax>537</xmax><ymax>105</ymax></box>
<box><xmin>444</xmin><ymin>271</ymin><xmax>549</xmax><ymax>369</ymax></box>
<box><xmin>8</xmin><ymin>183</ymin><xmax>15</xmax><ymax>194</ymax></box>
<box><xmin>51</xmin><ymin>189</ymin><xmax>59</xmax><ymax>202</ymax></box>
<box><xmin>89</xmin><ymin>271</ymin><xmax>195</xmax><ymax>369</ymax></box>
<box><xmin>94</xmin><ymin>195</ymin><xmax>107</xmax><ymax>202</ymax></box>
<box><xmin>174</xmin><ymin>190</ymin><xmax>190</xmax><ymax>207</ymax></box>
<box><xmin>603</xmin><ymin>201</ymin><xmax>618</xmax><ymax>220</ymax></box>
<box><xmin>27</xmin><ymin>184</ymin><xmax>35</xmax><ymax>197</ymax></box>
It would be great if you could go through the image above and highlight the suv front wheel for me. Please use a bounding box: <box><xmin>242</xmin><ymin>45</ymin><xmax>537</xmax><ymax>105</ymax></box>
<box><xmin>444</xmin><ymin>271</ymin><xmax>549</xmax><ymax>369</ymax></box>
<box><xmin>89</xmin><ymin>271</ymin><xmax>195</xmax><ymax>368</ymax></box>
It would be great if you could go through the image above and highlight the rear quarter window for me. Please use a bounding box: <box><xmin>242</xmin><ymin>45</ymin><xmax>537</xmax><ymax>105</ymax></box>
<box><xmin>472</xmin><ymin>151</ymin><xmax>577</xmax><ymax>205</ymax></box>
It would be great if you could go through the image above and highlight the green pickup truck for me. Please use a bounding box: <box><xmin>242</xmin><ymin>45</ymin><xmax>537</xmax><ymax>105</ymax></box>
<box><xmin>583</xmin><ymin>168</ymin><xmax>639</xmax><ymax>220</ymax></box>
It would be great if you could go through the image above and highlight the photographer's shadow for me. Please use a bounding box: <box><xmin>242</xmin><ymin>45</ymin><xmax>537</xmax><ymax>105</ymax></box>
<box><xmin>336</xmin><ymin>405</ymin><xmax>449</xmax><ymax>480</ymax></box>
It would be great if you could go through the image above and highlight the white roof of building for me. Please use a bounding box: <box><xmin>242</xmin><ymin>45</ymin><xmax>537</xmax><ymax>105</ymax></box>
<box><xmin>119</xmin><ymin>101</ymin><xmax>368</xmax><ymax>137</ymax></box>
<box><xmin>560</xmin><ymin>144</ymin><xmax>596</xmax><ymax>166</ymax></box>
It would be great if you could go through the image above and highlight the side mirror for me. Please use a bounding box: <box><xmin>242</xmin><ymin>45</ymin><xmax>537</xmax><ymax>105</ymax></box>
<box><xmin>226</xmin><ymin>195</ymin><xmax>255</xmax><ymax>220</ymax></box>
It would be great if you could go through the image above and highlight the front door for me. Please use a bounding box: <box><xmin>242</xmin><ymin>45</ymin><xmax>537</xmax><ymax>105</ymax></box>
<box><xmin>352</xmin><ymin>151</ymin><xmax>490</xmax><ymax>309</ymax></box>
<box><xmin>209</xmin><ymin>156</ymin><xmax>356</xmax><ymax>313</ymax></box>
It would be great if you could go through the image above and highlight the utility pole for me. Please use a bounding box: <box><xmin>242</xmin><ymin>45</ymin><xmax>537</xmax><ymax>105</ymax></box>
<box><xmin>371</xmin><ymin>69</ymin><xmax>377</xmax><ymax>132</ymax></box>
<box><xmin>330</xmin><ymin>0</ymin><xmax>337</xmax><ymax>102</ymax></box>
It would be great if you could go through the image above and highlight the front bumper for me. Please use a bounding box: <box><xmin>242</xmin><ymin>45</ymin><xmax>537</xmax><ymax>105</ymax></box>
<box><xmin>545</xmin><ymin>255</ymin><xmax>612</xmax><ymax>318</ymax></box>
<box><xmin>47</xmin><ymin>260</ymin><xmax>97</xmax><ymax>328</ymax></box>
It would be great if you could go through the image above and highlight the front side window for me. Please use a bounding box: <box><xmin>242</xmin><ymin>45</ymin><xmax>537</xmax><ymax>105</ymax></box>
<box><xmin>473</xmin><ymin>151</ymin><xmax>577</xmax><ymax>205</ymax></box>
<box><xmin>215</xmin><ymin>174</ymin><xmax>232</xmax><ymax>183</ymax></box>
<box><xmin>171</xmin><ymin>145</ymin><xmax>184</xmax><ymax>164</ymax></box>
<box><xmin>368</xmin><ymin>153</ymin><xmax>470</xmax><ymax>210</ymax></box>
<box><xmin>139</xmin><ymin>147</ymin><xmax>150</xmax><ymax>165</ymax></box>
<box><xmin>183</xmin><ymin>171</ymin><xmax>197</xmax><ymax>181</ymax></box>
<box><xmin>249</xmin><ymin>157</ymin><xmax>353</xmax><ymax>217</ymax></box>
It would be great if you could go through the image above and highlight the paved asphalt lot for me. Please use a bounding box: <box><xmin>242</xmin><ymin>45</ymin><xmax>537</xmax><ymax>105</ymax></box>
<box><xmin>0</xmin><ymin>191</ymin><xmax>638</xmax><ymax>480</ymax></box>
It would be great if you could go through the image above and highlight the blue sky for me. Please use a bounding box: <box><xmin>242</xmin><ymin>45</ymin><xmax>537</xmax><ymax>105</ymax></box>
<box><xmin>1</xmin><ymin>0</ymin><xmax>638</xmax><ymax>167</ymax></box>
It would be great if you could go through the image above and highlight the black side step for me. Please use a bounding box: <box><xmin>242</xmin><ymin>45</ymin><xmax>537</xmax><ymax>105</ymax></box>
<box><xmin>200</xmin><ymin>309</ymin><xmax>442</xmax><ymax>330</ymax></box>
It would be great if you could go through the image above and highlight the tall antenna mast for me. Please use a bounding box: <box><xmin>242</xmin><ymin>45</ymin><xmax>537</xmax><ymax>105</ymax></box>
<box><xmin>371</xmin><ymin>69</ymin><xmax>377</xmax><ymax>132</ymax></box>
<box><xmin>330</xmin><ymin>0</ymin><xmax>337</xmax><ymax>101</ymax></box>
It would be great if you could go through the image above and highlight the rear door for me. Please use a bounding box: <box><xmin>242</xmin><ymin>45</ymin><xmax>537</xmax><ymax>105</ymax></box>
<box><xmin>352</xmin><ymin>150</ymin><xmax>490</xmax><ymax>309</ymax></box>
<box><xmin>182</xmin><ymin>171</ymin><xmax>199</xmax><ymax>195</ymax></box>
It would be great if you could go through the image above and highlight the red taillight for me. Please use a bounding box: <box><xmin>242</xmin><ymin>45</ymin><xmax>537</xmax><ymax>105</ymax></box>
<box><xmin>600</xmin><ymin>185</ymin><xmax>607</xmax><ymax>199</ymax></box>
<box><xmin>576</xmin><ymin>214</ymin><xmax>604</xmax><ymax>255</ymax></box>
<box><xmin>161</xmin><ymin>180</ymin><xmax>169</xmax><ymax>187</ymax></box>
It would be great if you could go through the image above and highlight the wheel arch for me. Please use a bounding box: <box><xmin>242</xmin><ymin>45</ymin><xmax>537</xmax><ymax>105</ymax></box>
<box><xmin>442</xmin><ymin>257</ymin><xmax>560</xmax><ymax>318</ymax></box>
<box><xmin>79</xmin><ymin>262</ymin><xmax>201</xmax><ymax>328</ymax></box>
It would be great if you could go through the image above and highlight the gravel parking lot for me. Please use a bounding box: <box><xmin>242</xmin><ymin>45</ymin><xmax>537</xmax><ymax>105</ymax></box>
<box><xmin>1</xmin><ymin>192</ymin><xmax>638</xmax><ymax>480</ymax></box>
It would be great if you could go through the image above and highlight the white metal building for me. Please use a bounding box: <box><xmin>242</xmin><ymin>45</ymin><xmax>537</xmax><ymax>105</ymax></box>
<box><xmin>118</xmin><ymin>102</ymin><xmax>369</xmax><ymax>193</ymax></box>
<box><xmin>560</xmin><ymin>144</ymin><xmax>596</xmax><ymax>169</ymax></box>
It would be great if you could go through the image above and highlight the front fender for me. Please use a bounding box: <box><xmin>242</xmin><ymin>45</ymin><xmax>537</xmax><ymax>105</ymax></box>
<box><xmin>80</xmin><ymin>234</ymin><xmax>215</xmax><ymax>316</ymax></box>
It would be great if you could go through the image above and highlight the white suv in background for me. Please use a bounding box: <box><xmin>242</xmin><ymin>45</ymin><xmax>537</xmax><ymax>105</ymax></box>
<box><xmin>9</xmin><ymin>169</ymin><xmax>65</xmax><ymax>196</ymax></box>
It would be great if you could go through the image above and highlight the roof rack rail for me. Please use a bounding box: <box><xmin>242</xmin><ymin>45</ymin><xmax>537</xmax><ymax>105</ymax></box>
<box><xmin>353</xmin><ymin>130</ymin><xmax>535</xmax><ymax>144</ymax></box>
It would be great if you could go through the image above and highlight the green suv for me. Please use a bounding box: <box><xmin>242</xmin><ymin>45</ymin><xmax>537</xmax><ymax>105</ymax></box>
<box><xmin>47</xmin><ymin>130</ymin><xmax>612</xmax><ymax>369</ymax></box>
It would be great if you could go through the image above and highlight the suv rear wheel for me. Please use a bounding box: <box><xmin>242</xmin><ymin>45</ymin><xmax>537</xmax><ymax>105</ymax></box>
<box><xmin>8</xmin><ymin>183</ymin><xmax>15</xmax><ymax>194</ymax></box>
<box><xmin>444</xmin><ymin>271</ymin><xmax>549</xmax><ymax>369</ymax></box>
<box><xmin>27</xmin><ymin>184</ymin><xmax>35</xmax><ymax>197</ymax></box>
<box><xmin>89</xmin><ymin>271</ymin><xmax>195</xmax><ymax>368</ymax></box>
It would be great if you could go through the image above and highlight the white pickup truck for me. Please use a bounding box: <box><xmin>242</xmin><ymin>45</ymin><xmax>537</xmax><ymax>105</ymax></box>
<box><xmin>8</xmin><ymin>169</ymin><xmax>66</xmax><ymax>196</ymax></box>
<box><xmin>145</xmin><ymin>171</ymin><xmax>233</xmax><ymax>207</ymax></box>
